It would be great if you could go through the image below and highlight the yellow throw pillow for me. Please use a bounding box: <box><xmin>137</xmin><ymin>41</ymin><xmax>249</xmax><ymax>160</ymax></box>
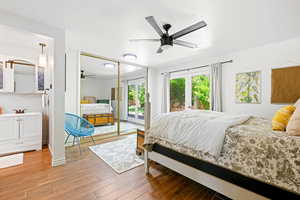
<box><xmin>81</xmin><ymin>100</ymin><xmax>90</xmax><ymax>104</ymax></box>
<box><xmin>272</xmin><ymin>105</ymin><xmax>296</xmax><ymax>131</ymax></box>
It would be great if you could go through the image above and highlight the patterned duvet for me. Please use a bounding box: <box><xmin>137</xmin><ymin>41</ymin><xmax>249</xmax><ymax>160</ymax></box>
<box><xmin>145</xmin><ymin>117</ymin><xmax>300</xmax><ymax>194</ymax></box>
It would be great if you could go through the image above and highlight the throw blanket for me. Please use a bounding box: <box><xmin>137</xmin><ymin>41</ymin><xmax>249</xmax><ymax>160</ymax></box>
<box><xmin>146</xmin><ymin>110</ymin><xmax>250</xmax><ymax>158</ymax></box>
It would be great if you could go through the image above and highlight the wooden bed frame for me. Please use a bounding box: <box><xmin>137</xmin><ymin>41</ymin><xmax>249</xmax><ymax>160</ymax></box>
<box><xmin>144</xmin><ymin>144</ymin><xmax>299</xmax><ymax>200</ymax></box>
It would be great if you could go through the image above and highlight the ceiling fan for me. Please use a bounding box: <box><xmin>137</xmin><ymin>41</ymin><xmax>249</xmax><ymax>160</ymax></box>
<box><xmin>81</xmin><ymin>70</ymin><xmax>96</xmax><ymax>79</ymax></box>
<box><xmin>130</xmin><ymin>16</ymin><xmax>207</xmax><ymax>53</ymax></box>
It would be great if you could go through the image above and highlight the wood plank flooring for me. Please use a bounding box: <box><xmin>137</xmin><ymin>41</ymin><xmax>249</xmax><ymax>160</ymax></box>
<box><xmin>0</xmin><ymin>136</ymin><xmax>229</xmax><ymax>200</ymax></box>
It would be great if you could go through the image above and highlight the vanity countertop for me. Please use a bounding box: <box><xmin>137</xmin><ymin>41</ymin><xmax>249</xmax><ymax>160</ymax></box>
<box><xmin>0</xmin><ymin>112</ymin><xmax>42</xmax><ymax>118</ymax></box>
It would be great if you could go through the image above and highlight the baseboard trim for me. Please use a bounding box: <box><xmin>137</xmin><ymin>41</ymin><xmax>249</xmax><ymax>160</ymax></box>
<box><xmin>52</xmin><ymin>157</ymin><xmax>66</xmax><ymax>167</ymax></box>
<box><xmin>48</xmin><ymin>144</ymin><xmax>53</xmax><ymax>157</ymax></box>
<box><xmin>48</xmin><ymin>144</ymin><xmax>66</xmax><ymax>167</ymax></box>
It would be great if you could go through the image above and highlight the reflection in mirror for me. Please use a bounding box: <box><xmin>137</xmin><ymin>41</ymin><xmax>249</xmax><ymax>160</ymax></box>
<box><xmin>120</xmin><ymin>63</ymin><xmax>147</xmax><ymax>135</ymax></box>
<box><xmin>11</xmin><ymin>60</ymin><xmax>35</xmax><ymax>93</ymax></box>
<box><xmin>0</xmin><ymin>61</ymin><xmax>3</xmax><ymax>90</ymax></box>
<box><xmin>37</xmin><ymin>66</ymin><xmax>45</xmax><ymax>91</ymax></box>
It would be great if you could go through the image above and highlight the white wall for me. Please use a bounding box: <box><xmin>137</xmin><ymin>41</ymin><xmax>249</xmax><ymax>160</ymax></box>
<box><xmin>221</xmin><ymin>37</ymin><xmax>300</xmax><ymax>118</ymax></box>
<box><xmin>0</xmin><ymin>9</ymin><xmax>66</xmax><ymax>166</ymax></box>
<box><xmin>152</xmin><ymin>36</ymin><xmax>300</xmax><ymax>119</ymax></box>
<box><xmin>65</xmin><ymin>49</ymin><xmax>80</xmax><ymax>114</ymax></box>
<box><xmin>0</xmin><ymin>93</ymin><xmax>42</xmax><ymax>113</ymax></box>
<box><xmin>80</xmin><ymin>78</ymin><xmax>114</xmax><ymax>100</ymax></box>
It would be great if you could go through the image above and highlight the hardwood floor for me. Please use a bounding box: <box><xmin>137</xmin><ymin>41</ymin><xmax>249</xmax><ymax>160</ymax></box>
<box><xmin>0</xmin><ymin>136</ymin><xmax>229</xmax><ymax>200</ymax></box>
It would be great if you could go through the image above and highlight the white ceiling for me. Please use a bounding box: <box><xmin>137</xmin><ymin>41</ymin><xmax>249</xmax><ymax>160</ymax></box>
<box><xmin>1</xmin><ymin>0</ymin><xmax>300</xmax><ymax>67</ymax></box>
<box><xmin>0</xmin><ymin>24</ymin><xmax>53</xmax><ymax>62</ymax></box>
<box><xmin>80</xmin><ymin>55</ymin><xmax>145</xmax><ymax>79</ymax></box>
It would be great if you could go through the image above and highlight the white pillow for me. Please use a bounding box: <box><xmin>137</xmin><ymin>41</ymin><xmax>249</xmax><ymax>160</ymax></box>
<box><xmin>294</xmin><ymin>98</ymin><xmax>300</xmax><ymax>108</ymax></box>
<box><xmin>287</xmin><ymin>107</ymin><xmax>300</xmax><ymax>136</ymax></box>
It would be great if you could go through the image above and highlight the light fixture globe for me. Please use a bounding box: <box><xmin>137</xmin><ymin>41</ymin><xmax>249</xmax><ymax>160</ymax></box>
<box><xmin>104</xmin><ymin>63</ymin><xmax>115</xmax><ymax>69</ymax></box>
<box><xmin>123</xmin><ymin>53</ymin><xmax>137</xmax><ymax>61</ymax></box>
<box><xmin>38</xmin><ymin>43</ymin><xmax>47</xmax><ymax>67</ymax></box>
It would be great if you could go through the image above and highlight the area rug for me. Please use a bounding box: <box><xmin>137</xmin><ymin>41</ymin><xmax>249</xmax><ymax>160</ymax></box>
<box><xmin>89</xmin><ymin>134</ymin><xmax>144</xmax><ymax>174</ymax></box>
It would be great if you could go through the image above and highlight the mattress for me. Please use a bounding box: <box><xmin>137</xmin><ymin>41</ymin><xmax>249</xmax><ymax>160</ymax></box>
<box><xmin>145</xmin><ymin>117</ymin><xmax>300</xmax><ymax>194</ymax></box>
<box><xmin>80</xmin><ymin>103</ymin><xmax>112</xmax><ymax>115</ymax></box>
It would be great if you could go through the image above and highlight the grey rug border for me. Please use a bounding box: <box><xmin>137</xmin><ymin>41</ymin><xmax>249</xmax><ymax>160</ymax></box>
<box><xmin>88</xmin><ymin>136</ymin><xmax>144</xmax><ymax>174</ymax></box>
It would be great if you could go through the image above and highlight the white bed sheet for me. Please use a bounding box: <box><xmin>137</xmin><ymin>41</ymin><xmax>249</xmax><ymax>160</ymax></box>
<box><xmin>81</xmin><ymin>103</ymin><xmax>112</xmax><ymax>115</ymax></box>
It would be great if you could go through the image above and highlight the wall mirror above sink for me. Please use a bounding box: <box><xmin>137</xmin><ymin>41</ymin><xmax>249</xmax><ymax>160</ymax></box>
<box><xmin>1</xmin><ymin>59</ymin><xmax>45</xmax><ymax>94</ymax></box>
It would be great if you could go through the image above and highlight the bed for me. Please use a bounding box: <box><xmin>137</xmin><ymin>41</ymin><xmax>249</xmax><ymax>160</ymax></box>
<box><xmin>144</xmin><ymin>110</ymin><xmax>300</xmax><ymax>199</ymax></box>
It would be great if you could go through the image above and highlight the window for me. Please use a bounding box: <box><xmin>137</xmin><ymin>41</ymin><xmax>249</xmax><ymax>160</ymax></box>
<box><xmin>169</xmin><ymin>69</ymin><xmax>210</xmax><ymax>112</ymax></box>
<box><xmin>192</xmin><ymin>74</ymin><xmax>210</xmax><ymax>110</ymax></box>
<box><xmin>170</xmin><ymin>78</ymin><xmax>185</xmax><ymax>112</ymax></box>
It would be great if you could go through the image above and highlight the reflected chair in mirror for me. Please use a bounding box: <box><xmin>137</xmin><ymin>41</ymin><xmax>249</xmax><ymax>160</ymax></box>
<box><xmin>64</xmin><ymin>113</ymin><xmax>95</xmax><ymax>154</ymax></box>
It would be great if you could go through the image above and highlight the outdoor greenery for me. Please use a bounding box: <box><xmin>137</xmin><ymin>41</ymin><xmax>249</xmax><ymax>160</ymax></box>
<box><xmin>128</xmin><ymin>84</ymin><xmax>145</xmax><ymax>115</ymax></box>
<box><xmin>170</xmin><ymin>78</ymin><xmax>186</xmax><ymax>111</ymax></box>
<box><xmin>192</xmin><ymin>75</ymin><xmax>210</xmax><ymax>110</ymax></box>
<box><xmin>170</xmin><ymin>75</ymin><xmax>210</xmax><ymax>111</ymax></box>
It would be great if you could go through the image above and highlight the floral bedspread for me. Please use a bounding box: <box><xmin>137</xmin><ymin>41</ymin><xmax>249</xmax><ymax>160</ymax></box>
<box><xmin>145</xmin><ymin>117</ymin><xmax>300</xmax><ymax>194</ymax></box>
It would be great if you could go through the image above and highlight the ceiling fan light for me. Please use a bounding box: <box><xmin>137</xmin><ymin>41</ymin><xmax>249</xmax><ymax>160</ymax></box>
<box><xmin>104</xmin><ymin>63</ymin><xmax>115</xmax><ymax>69</ymax></box>
<box><xmin>123</xmin><ymin>53</ymin><xmax>137</xmax><ymax>61</ymax></box>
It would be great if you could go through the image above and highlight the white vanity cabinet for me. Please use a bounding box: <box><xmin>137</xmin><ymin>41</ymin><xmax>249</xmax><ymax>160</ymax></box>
<box><xmin>0</xmin><ymin>113</ymin><xmax>42</xmax><ymax>155</ymax></box>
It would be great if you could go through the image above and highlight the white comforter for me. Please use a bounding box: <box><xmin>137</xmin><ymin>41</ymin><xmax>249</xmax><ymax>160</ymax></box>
<box><xmin>148</xmin><ymin>110</ymin><xmax>250</xmax><ymax>158</ymax></box>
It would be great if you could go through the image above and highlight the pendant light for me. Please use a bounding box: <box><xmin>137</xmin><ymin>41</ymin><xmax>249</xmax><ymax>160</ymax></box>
<box><xmin>38</xmin><ymin>43</ymin><xmax>47</xmax><ymax>67</ymax></box>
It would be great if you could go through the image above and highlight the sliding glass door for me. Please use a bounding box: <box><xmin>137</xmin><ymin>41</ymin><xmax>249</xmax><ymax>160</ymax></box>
<box><xmin>169</xmin><ymin>69</ymin><xmax>210</xmax><ymax>112</ymax></box>
<box><xmin>127</xmin><ymin>78</ymin><xmax>145</xmax><ymax>122</ymax></box>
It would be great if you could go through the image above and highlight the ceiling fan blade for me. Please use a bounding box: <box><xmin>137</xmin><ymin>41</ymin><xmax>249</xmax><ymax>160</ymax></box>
<box><xmin>173</xmin><ymin>40</ymin><xmax>198</xmax><ymax>48</ymax></box>
<box><xmin>129</xmin><ymin>39</ymin><xmax>160</xmax><ymax>42</ymax></box>
<box><xmin>157</xmin><ymin>46</ymin><xmax>163</xmax><ymax>54</ymax></box>
<box><xmin>145</xmin><ymin>16</ymin><xmax>164</xmax><ymax>37</ymax></box>
<box><xmin>171</xmin><ymin>21</ymin><xmax>207</xmax><ymax>40</ymax></box>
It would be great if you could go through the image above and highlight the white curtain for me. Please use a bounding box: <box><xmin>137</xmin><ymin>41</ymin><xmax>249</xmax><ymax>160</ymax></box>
<box><xmin>161</xmin><ymin>72</ymin><xmax>170</xmax><ymax>113</ymax></box>
<box><xmin>210</xmin><ymin>63</ymin><xmax>222</xmax><ymax>112</ymax></box>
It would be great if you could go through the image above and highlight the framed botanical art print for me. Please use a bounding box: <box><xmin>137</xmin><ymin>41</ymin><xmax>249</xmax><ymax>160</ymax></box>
<box><xmin>235</xmin><ymin>71</ymin><xmax>261</xmax><ymax>104</ymax></box>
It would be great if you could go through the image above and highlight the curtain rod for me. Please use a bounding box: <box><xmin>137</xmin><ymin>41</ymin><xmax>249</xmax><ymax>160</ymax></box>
<box><xmin>161</xmin><ymin>60</ymin><xmax>233</xmax><ymax>75</ymax></box>
<box><xmin>126</xmin><ymin>76</ymin><xmax>145</xmax><ymax>82</ymax></box>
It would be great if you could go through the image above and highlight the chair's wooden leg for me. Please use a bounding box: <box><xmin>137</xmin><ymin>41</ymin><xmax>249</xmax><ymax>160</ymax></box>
<box><xmin>72</xmin><ymin>136</ymin><xmax>76</xmax><ymax>146</ymax></box>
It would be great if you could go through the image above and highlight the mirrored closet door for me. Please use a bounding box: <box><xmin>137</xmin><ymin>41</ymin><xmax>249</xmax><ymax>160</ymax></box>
<box><xmin>76</xmin><ymin>53</ymin><xmax>119</xmax><ymax>144</ymax></box>
<box><xmin>74</xmin><ymin>53</ymin><xmax>148</xmax><ymax>143</ymax></box>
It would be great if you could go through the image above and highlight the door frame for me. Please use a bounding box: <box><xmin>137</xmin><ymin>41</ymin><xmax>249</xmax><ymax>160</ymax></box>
<box><xmin>127</xmin><ymin>77</ymin><xmax>145</xmax><ymax>124</ymax></box>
